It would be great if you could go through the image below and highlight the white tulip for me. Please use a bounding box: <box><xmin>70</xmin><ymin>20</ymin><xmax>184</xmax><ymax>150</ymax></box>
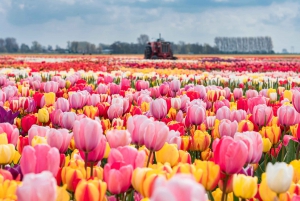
<box><xmin>266</xmin><ymin>162</ymin><xmax>293</xmax><ymax>194</ymax></box>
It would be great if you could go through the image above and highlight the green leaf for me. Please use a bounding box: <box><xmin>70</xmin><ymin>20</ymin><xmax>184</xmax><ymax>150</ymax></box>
<box><xmin>284</xmin><ymin>140</ymin><xmax>297</xmax><ymax>163</ymax></box>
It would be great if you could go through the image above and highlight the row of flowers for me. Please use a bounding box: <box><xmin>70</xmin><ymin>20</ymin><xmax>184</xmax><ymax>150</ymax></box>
<box><xmin>0</xmin><ymin>57</ymin><xmax>300</xmax><ymax>200</ymax></box>
<box><xmin>1</xmin><ymin>55</ymin><xmax>300</xmax><ymax>73</ymax></box>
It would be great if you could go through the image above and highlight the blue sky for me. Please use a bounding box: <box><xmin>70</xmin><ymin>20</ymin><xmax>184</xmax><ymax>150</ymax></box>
<box><xmin>0</xmin><ymin>0</ymin><xmax>299</xmax><ymax>52</ymax></box>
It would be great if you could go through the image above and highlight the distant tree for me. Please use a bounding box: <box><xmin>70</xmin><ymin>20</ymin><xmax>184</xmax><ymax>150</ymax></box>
<box><xmin>20</xmin><ymin>43</ymin><xmax>30</xmax><ymax>53</ymax></box>
<box><xmin>137</xmin><ymin>34</ymin><xmax>150</xmax><ymax>45</ymax></box>
<box><xmin>47</xmin><ymin>45</ymin><xmax>53</xmax><ymax>52</ymax></box>
<box><xmin>0</xmin><ymin>39</ymin><xmax>6</xmax><ymax>52</ymax></box>
<box><xmin>31</xmin><ymin>41</ymin><xmax>42</xmax><ymax>53</ymax></box>
<box><xmin>5</xmin><ymin>38</ymin><xmax>19</xmax><ymax>53</ymax></box>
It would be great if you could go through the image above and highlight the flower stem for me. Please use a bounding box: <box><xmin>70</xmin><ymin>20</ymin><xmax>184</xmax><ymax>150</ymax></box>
<box><xmin>296</xmin><ymin>143</ymin><xmax>300</xmax><ymax>160</ymax></box>
<box><xmin>221</xmin><ymin>174</ymin><xmax>230</xmax><ymax>201</ymax></box>
<box><xmin>147</xmin><ymin>150</ymin><xmax>153</xmax><ymax>167</ymax></box>
<box><xmin>84</xmin><ymin>152</ymin><xmax>88</xmax><ymax>178</ymax></box>
<box><xmin>90</xmin><ymin>162</ymin><xmax>94</xmax><ymax>178</ymax></box>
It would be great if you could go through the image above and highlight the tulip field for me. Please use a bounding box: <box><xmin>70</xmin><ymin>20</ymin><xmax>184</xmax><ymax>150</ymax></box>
<box><xmin>1</xmin><ymin>54</ymin><xmax>300</xmax><ymax>201</ymax></box>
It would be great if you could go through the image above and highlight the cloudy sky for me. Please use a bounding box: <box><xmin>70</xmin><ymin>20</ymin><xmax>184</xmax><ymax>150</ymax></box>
<box><xmin>0</xmin><ymin>0</ymin><xmax>299</xmax><ymax>52</ymax></box>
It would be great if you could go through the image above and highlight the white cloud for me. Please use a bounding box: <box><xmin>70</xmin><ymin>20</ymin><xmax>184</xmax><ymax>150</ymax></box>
<box><xmin>0</xmin><ymin>1</ymin><xmax>299</xmax><ymax>52</ymax></box>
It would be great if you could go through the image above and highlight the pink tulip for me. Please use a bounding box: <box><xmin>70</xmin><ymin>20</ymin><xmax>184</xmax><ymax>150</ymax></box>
<box><xmin>150</xmin><ymin>87</ymin><xmax>161</xmax><ymax>99</ymax></box>
<box><xmin>73</xmin><ymin>118</ymin><xmax>103</xmax><ymax>152</ymax></box>
<box><xmin>87</xmin><ymin>94</ymin><xmax>100</xmax><ymax>106</ymax></box>
<box><xmin>150</xmin><ymin>174</ymin><xmax>206</xmax><ymax>201</ymax></box>
<box><xmin>224</xmin><ymin>87</ymin><xmax>231</xmax><ymax>99</ymax></box>
<box><xmin>214</xmin><ymin>136</ymin><xmax>248</xmax><ymax>174</ymax></box>
<box><xmin>59</xmin><ymin>112</ymin><xmax>77</xmax><ymax>130</ymax></box>
<box><xmin>135</xmin><ymin>80</ymin><xmax>149</xmax><ymax>91</ymax></box>
<box><xmin>46</xmin><ymin>128</ymin><xmax>73</xmax><ymax>153</ymax></box>
<box><xmin>176</xmin><ymin>110</ymin><xmax>183</xmax><ymax>123</ymax></box>
<box><xmin>0</xmin><ymin>123</ymin><xmax>19</xmax><ymax>146</ymax></box>
<box><xmin>219</xmin><ymin>119</ymin><xmax>238</xmax><ymax>138</ymax></box>
<box><xmin>68</xmin><ymin>92</ymin><xmax>85</xmax><ymax>109</ymax></box>
<box><xmin>20</xmin><ymin>144</ymin><xmax>60</xmax><ymax>177</ymax></box>
<box><xmin>96</xmin><ymin>84</ymin><xmax>108</xmax><ymax>94</ymax></box>
<box><xmin>55</xmin><ymin>97</ymin><xmax>70</xmax><ymax>112</ymax></box>
<box><xmin>107</xmin><ymin>103</ymin><xmax>123</xmax><ymax>120</ymax></box>
<box><xmin>108</xmin><ymin>146</ymin><xmax>145</xmax><ymax>168</ymax></box>
<box><xmin>0</xmin><ymin>90</ymin><xmax>6</xmax><ymax>103</ymax></box>
<box><xmin>120</xmin><ymin>78</ymin><xmax>130</xmax><ymax>91</ymax></box>
<box><xmin>277</xmin><ymin>105</ymin><xmax>299</xmax><ymax>126</ymax></box>
<box><xmin>247</xmin><ymin>96</ymin><xmax>266</xmax><ymax>113</ymax></box>
<box><xmin>44</xmin><ymin>81</ymin><xmax>59</xmax><ymax>93</ymax></box>
<box><xmin>252</xmin><ymin>104</ymin><xmax>273</xmax><ymax>127</ymax></box>
<box><xmin>50</xmin><ymin>109</ymin><xmax>63</xmax><ymax>127</ymax></box>
<box><xmin>106</xmin><ymin>129</ymin><xmax>132</xmax><ymax>148</ymax></box>
<box><xmin>206</xmin><ymin>116</ymin><xmax>216</xmax><ymax>129</ymax></box>
<box><xmin>137</xmin><ymin>94</ymin><xmax>152</xmax><ymax>106</ymax></box>
<box><xmin>144</xmin><ymin>120</ymin><xmax>169</xmax><ymax>151</ymax></box>
<box><xmin>150</xmin><ymin>98</ymin><xmax>167</xmax><ymax>120</ymax></box>
<box><xmin>216</xmin><ymin>106</ymin><xmax>231</xmax><ymax>121</ymax></box>
<box><xmin>233</xmin><ymin>88</ymin><xmax>243</xmax><ymax>100</ymax></box>
<box><xmin>127</xmin><ymin>115</ymin><xmax>151</xmax><ymax>145</ymax></box>
<box><xmin>180</xmin><ymin>94</ymin><xmax>190</xmax><ymax>112</ymax></box>
<box><xmin>32</xmin><ymin>80</ymin><xmax>41</xmax><ymax>91</ymax></box>
<box><xmin>171</xmin><ymin>98</ymin><xmax>181</xmax><ymax>110</ymax></box>
<box><xmin>194</xmin><ymin>85</ymin><xmax>207</xmax><ymax>99</ymax></box>
<box><xmin>167</xmin><ymin>130</ymin><xmax>182</xmax><ymax>148</ymax></box>
<box><xmin>28</xmin><ymin>125</ymin><xmax>50</xmax><ymax>145</ymax></box>
<box><xmin>159</xmin><ymin>82</ymin><xmax>169</xmax><ymax>96</ymax></box>
<box><xmin>109</xmin><ymin>83</ymin><xmax>121</xmax><ymax>95</ymax></box>
<box><xmin>230</xmin><ymin>110</ymin><xmax>247</xmax><ymax>122</ymax></box>
<box><xmin>169</xmin><ymin>79</ymin><xmax>181</xmax><ymax>93</ymax></box>
<box><xmin>0</xmin><ymin>76</ymin><xmax>7</xmax><ymax>87</ymax></box>
<box><xmin>104</xmin><ymin>162</ymin><xmax>133</xmax><ymax>194</ymax></box>
<box><xmin>17</xmin><ymin>171</ymin><xmax>57</xmax><ymax>201</ymax></box>
<box><xmin>293</xmin><ymin>90</ymin><xmax>300</xmax><ymax>113</ymax></box>
<box><xmin>214</xmin><ymin>99</ymin><xmax>230</xmax><ymax>112</ymax></box>
<box><xmin>246</xmin><ymin>89</ymin><xmax>258</xmax><ymax>99</ymax></box>
<box><xmin>3</xmin><ymin>86</ymin><xmax>18</xmax><ymax>100</ymax></box>
<box><xmin>234</xmin><ymin>131</ymin><xmax>263</xmax><ymax>164</ymax></box>
<box><xmin>186</xmin><ymin>105</ymin><xmax>206</xmax><ymax>126</ymax></box>
<box><xmin>79</xmin><ymin>135</ymin><xmax>107</xmax><ymax>163</ymax></box>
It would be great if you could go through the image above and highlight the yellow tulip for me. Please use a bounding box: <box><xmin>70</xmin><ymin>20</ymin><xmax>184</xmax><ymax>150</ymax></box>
<box><xmin>233</xmin><ymin>174</ymin><xmax>257</xmax><ymax>199</ymax></box>
<box><xmin>44</xmin><ymin>92</ymin><xmax>56</xmax><ymax>106</ymax></box>
<box><xmin>65</xmin><ymin>81</ymin><xmax>71</xmax><ymax>89</ymax></box>
<box><xmin>61</xmin><ymin>159</ymin><xmax>87</xmax><ymax>192</ymax></box>
<box><xmin>262</xmin><ymin>138</ymin><xmax>272</xmax><ymax>153</ymax></box>
<box><xmin>83</xmin><ymin>106</ymin><xmax>98</xmax><ymax>119</ymax></box>
<box><xmin>237</xmin><ymin>120</ymin><xmax>254</xmax><ymax>132</ymax></box>
<box><xmin>178</xmin><ymin>150</ymin><xmax>191</xmax><ymax>164</ymax></box>
<box><xmin>75</xmin><ymin>179</ymin><xmax>107</xmax><ymax>201</ymax></box>
<box><xmin>132</xmin><ymin>168</ymin><xmax>152</xmax><ymax>194</ymax></box>
<box><xmin>0</xmin><ymin>133</ymin><xmax>8</xmax><ymax>145</ymax></box>
<box><xmin>260</xmin><ymin>126</ymin><xmax>281</xmax><ymax>145</ymax></box>
<box><xmin>290</xmin><ymin>160</ymin><xmax>300</xmax><ymax>183</ymax></box>
<box><xmin>141</xmin><ymin>102</ymin><xmax>150</xmax><ymax>113</ymax></box>
<box><xmin>191</xmin><ymin>130</ymin><xmax>211</xmax><ymax>151</ymax></box>
<box><xmin>103</xmin><ymin>142</ymin><xmax>110</xmax><ymax>159</ymax></box>
<box><xmin>283</xmin><ymin>90</ymin><xmax>293</xmax><ymax>102</ymax></box>
<box><xmin>156</xmin><ymin>143</ymin><xmax>179</xmax><ymax>167</ymax></box>
<box><xmin>0</xmin><ymin>179</ymin><xmax>18</xmax><ymax>200</ymax></box>
<box><xmin>167</xmin><ymin>107</ymin><xmax>177</xmax><ymax>120</ymax></box>
<box><xmin>212</xmin><ymin>188</ymin><xmax>233</xmax><ymax>201</ymax></box>
<box><xmin>267</xmin><ymin>88</ymin><xmax>276</xmax><ymax>98</ymax></box>
<box><xmin>171</xmin><ymin>163</ymin><xmax>197</xmax><ymax>178</ymax></box>
<box><xmin>56</xmin><ymin>185</ymin><xmax>70</xmax><ymax>201</ymax></box>
<box><xmin>31</xmin><ymin>136</ymin><xmax>47</xmax><ymax>147</ymax></box>
<box><xmin>194</xmin><ymin>160</ymin><xmax>220</xmax><ymax>191</ymax></box>
<box><xmin>259</xmin><ymin>173</ymin><xmax>277</xmax><ymax>201</ymax></box>
<box><xmin>0</xmin><ymin>144</ymin><xmax>15</xmax><ymax>165</ymax></box>
<box><xmin>38</xmin><ymin>108</ymin><xmax>49</xmax><ymax>123</ymax></box>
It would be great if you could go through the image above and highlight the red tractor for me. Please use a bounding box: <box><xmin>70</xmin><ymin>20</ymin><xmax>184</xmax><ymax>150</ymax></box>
<box><xmin>144</xmin><ymin>35</ymin><xmax>177</xmax><ymax>60</ymax></box>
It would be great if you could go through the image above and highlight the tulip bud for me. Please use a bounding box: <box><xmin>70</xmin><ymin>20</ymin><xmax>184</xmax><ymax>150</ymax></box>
<box><xmin>37</xmin><ymin>108</ymin><xmax>49</xmax><ymax>124</ymax></box>
<box><xmin>233</xmin><ymin>174</ymin><xmax>258</xmax><ymax>199</ymax></box>
<box><xmin>262</xmin><ymin>138</ymin><xmax>272</xmax><ymax>153</ymax></box>
<box><xmin>194</xmin><ymin>160</ymin><xmax>220</xmax><ymax>191</ymax></box>
<box><xmin>75</xmin><ymin>179</ymin><xmax>107</xmax><ymax>201</ymax></box>
<box><xmin>156</xmin><ymin>143</ymin><xmax>179</xmax><ymax>167</ymax></box>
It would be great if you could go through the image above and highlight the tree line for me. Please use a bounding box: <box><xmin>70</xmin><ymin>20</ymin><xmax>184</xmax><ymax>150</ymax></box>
<box><xmin>214</xmin><ymin>37</ymin><xmax>274</xmax><ymax>54</ymax></box>
<box><xmin>0</xmin><ymin>35</ymin><xmax>274</xmax><ymax>54</ymax></box>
